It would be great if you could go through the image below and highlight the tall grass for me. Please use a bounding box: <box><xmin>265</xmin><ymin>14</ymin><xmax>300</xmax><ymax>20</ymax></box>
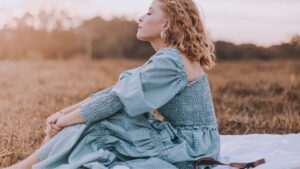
<box><xmin>0</xmin><ymin>58</ymin><xmax>299</xmax><ymax>167</ymax></box>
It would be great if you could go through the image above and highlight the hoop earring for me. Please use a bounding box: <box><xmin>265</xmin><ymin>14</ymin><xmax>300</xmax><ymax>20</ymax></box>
<box><xmin>160</xmin><ymin>29</ymin><xmax>167</xmax><ymax>41</ymax></box>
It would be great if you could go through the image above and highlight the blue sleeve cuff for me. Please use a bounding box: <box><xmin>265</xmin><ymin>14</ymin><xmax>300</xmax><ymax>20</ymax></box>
<box><xmin>80</xmin><ymin>90</ymin><xmax>123</xmax><ymax>125</ymax></box>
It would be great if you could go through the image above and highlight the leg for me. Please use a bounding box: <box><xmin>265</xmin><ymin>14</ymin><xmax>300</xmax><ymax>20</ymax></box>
<box><xmin>5</xmin><ymin>123</ymin><xmax>88</xmax><ymax>169</ymax></box>
<box><xmin>4</xmin><ymin>133</ymin><xmax>51</xmax><ymax>168</ymax></box>
<box><xmin>4</xmin><ymin>152</ymin><xmax>40</xmax><ymax>169</ymax></box>
<box><xmin>5</xmin><ymin>96</ymin><xmax>92</xmax><ymax>169</ymax></box>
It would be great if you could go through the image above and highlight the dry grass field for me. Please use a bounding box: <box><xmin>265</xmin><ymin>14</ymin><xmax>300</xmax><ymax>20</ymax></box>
<box><xmin>0</xmin><ymin>58</ymin><xmax>299</xmax><ymax>167</ymax></box>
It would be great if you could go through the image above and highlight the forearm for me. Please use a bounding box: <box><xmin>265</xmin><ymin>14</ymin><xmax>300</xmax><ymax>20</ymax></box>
<box><xmin>57</xmin><ymin>87</ymin><xmax>113</xmax><ymax>115</ymax></box>
<box><xmin>56</xmin><ymin>108</ymin><xmax>84</xmax><ymax>127</ymax></box>
<box><xmin>59</xmin><ymin>97</ymin><xmax>91</xmax><ymax>115</ymax></box>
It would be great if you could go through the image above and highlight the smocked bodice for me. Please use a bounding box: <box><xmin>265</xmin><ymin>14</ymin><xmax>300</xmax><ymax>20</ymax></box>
<box><xmin>157</xmin><ymin>73</ymin><xmax>218</xmax><ymax>128</ymax></box>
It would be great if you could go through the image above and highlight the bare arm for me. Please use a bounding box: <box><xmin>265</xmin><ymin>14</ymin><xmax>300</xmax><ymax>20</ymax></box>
<box><xmin>54</xmin><ymin>97</ymin><xmax>93</xmax><ymax>127</ymax></box>
<box><xmin>56</xmin><ymin>107</ymin><xmax>85</xmax><ymax>127</ymax></box>
<box><xmin>58</xmin><ymin>97</ymin><xmax>91</xmax><ymax>115</ymax></box>
<box><xmin>56</xmin><ymin>87</ymin><xmax>114</xmax><ymax>116</ymax></box>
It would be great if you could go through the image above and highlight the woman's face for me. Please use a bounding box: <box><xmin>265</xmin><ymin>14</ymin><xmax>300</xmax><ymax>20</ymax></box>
<box><xmin>137</xmin><ymin>0</ymin><xmax>167</xmax><ymax>42</ymax></box>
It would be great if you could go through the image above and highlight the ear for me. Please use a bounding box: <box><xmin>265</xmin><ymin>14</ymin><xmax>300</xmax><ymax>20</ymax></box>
<box><xmin>162</xmin><ymin>19</ymin><xmax>169</xmax><ymax>29</ymax></box>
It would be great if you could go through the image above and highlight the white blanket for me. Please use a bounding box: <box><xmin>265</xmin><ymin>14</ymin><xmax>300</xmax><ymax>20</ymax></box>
<box><xmin>112</xmin><ymin>134</ymin><xmax>300</xmax><ymax>169</ymax></box>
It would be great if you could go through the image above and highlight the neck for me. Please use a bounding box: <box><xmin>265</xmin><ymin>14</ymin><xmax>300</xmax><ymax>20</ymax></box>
<box><xmin>150</xmin><ymin>38</ymin><xmax>171</xmax><ymax>52</ymax></box>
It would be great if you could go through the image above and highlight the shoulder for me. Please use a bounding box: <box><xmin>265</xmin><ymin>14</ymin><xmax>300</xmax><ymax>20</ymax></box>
<box><xmin>141</xmin><ymin>47</ymin><xmax>188</xmax><ymax>84</ymax></box>
<box><xmin>151</xmin><ymin>47</ymin><xmax>182</xmax><ymax>62</ymax></box>
<box><xmin>147</xmin><ymin>47</ymin><xmax>185</xmax><ymax>72</ymax></box>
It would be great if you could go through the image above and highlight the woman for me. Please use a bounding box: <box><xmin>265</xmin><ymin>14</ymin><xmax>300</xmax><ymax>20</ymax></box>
<box><xmin>5</xmin><ymin>0</ymin><xmax>220</xmax><ymax>168</ymax></box>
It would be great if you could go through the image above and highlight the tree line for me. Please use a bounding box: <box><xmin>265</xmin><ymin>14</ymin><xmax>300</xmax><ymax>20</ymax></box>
<box><xmin>0</xmin><ymin>10</ymin><xmax>299</xmax><ymax>60</ymax></box>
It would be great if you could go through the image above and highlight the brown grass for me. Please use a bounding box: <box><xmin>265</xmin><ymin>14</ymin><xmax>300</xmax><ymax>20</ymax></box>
<box><xmin>0</xmin><ymin>58</ymin><xmax>299</xmax><ymax>167</ymax></box>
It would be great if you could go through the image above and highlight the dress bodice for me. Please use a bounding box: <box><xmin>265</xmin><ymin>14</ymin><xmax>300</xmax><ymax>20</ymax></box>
<box><xmin>157</xmin><ymin>73</ymin><xmax>218</xmax><ymax>128</ymax></box>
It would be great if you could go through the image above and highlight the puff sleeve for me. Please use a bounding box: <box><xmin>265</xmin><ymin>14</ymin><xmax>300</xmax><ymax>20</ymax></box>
<box><xmin>118</xmin><ymin>66</ymin><xmax>142</xmax><ymax>81</ymax></box>
<box><xmin>89</xmin><ymin>65</ymin><xmax>142</xmax><ymax>99</ymax></box>
<box><xmin>112</xmin><ymin>48</ymin><xmax>188</xmax><ymax>117</ymax></box>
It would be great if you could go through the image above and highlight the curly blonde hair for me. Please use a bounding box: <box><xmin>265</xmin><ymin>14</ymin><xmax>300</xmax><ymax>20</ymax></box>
<box><xmin>159</xmin><ymin>0</ymin><xmax>216</xmax><ymax>70</ymax></box>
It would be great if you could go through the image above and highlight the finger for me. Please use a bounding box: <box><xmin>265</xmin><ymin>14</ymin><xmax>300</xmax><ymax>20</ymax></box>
<box><xmin>43</xmin><ymin>135</ymin><xmax>50</xmax><ymax>142</ymax></box>
<box><xmin>49</xmin><ymin>128</ymin><xmax>60</xmax><ymax>135</ymax></box>
<box><xmin>50</xmin><ymin>124</ymin><xmax>62</xmax><ymax>131</ymax></box>
<box><xmin>55</xmin><ymin>123</ymin><xmax>63</xmax><ymax>130</ymax></box>
<box><xmin>46</xmin><ymin>133</ymin><xmax>53</xmax><ymax>139</ymax></box>
<box><xmin>49</xmin><ymin>132</ymin><xmax>58</xmax><ymax>138</ymax></box>
<box><xmin>51</xmin><ymin>118</ymin><xmax>59</xmax><ymax>124</ymax></box>
<box><xmin>48</xmin><ymin>127</ymin><xmax>58</xmax><ymax>133</ymax></box>
<box><xmin>47</xmin><ymin>120</ymin><xmax>55</xmax><ymax>125</ymax></box>
<box><xmin>48</xmin><ymin>131</ymin><xmax>56</xmax><ymax>138</ymax></box>
<box><xmin>45</xmin><ymin>134</ymin><xmax>51</xmax><ymax>139</ymax></box>
<box><xmin>42</xmin><ymin>136</ymin><xmax>51</xmax><ymax>145</ymax></box>
<box><xmin>49</xmin><ymin>129</ymin><xmax>59</xmax><ymax>135</ymax></box>
<box><xmin>47</xmin><ymin>117</ymin><xmax>54</xmax><ymax>123</ymax></box>
<box><xmin>49</xmin><ymin>128</ymin><xmax>60</xmax><ymax>134</ymax></box>
<box><xmin>50</xmin><ymin>127</ymin><xmax>61</xmax><ymax>134</ymax></box>
<box><xmin>45</xmin><ymin>128</ymin><xmax>55</xmax><ymax>137</ymax></box>
<box><xmin>50</xmin><ymin>125</ymin><xmax>60</xmax><ymax>132</ymax></box>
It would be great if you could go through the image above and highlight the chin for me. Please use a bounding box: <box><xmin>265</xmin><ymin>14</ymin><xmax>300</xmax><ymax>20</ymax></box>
<box><xmin>136</xmin><ymin>33</ymin><xmax>148</xmax><ymax>41</ymax></box>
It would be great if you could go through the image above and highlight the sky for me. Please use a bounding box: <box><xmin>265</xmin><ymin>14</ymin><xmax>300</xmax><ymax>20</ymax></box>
<box><xmin>0</xmin><ymin>0</ymin><xmax>299</xmax><ymax>47</ymax></box>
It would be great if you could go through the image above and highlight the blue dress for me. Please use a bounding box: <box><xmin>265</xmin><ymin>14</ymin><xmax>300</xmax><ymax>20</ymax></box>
<box><xmin>32</xmin><ymin>47</ymin><xmax>220</xmax><ymax>169</ymax></box>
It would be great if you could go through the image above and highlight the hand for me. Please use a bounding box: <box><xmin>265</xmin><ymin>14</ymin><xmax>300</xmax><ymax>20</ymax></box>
<box><xmin>46</xmin><ymin>111</ymin><xmax>64</xmax><ymax>125</ymax></box>
<box><xmin>151</xmin><ymin>109</ymin><xmax>164</xmax><ymax>122</ymax></box>
<box><xmin>45</xmin><ymin>112</ymin><xmax>64</xmax><ymax>138</ymax></box>
<box><xmin>45</xmin><ymin>122</ymin><xmax>63</xmax><ymax>138</ymax></box>
<box><xmin>44</xmin><ymin>122</ymin><xmax>63</xmax><ymax>138</ymax></box>
<box><xmin>42</xmin><ymin>122</ymin><xmax>64</xmax><ymax>145</ymax></box>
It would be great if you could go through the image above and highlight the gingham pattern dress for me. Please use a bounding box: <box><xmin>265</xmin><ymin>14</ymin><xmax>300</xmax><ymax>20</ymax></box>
<box><xmin>32</xmin><ymin>47</ymin><xmax>220</xmax><ymax>169</ymax></box>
